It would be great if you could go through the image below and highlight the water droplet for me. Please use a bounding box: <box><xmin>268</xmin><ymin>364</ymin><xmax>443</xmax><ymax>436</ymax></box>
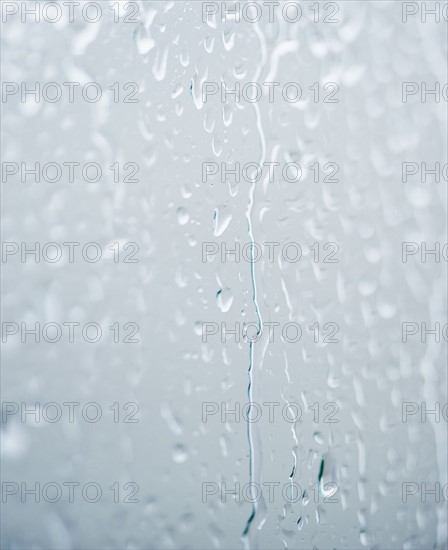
<box><xmin>134</xmin><ymin>14</ymin><xmax>156</xmax><ymax>54</ymax></box>
<box><xmin>173</xmin><ymin>445</ymin><xmax>188</xmax><ymax>463</ymax></box>
<box><xmin>213</xmin><ymin>205</ymin><xmax>232</xmax><ymax>236</ymax></box>
<box><xmin>177</xmin><ymin>207</ymin><xmax>189</xmax><ymax>225</ymax></box>
<box><xmin>216</xmin><ymin>288</ymin><xmax>233</xmax><ymax>313</ymax></box>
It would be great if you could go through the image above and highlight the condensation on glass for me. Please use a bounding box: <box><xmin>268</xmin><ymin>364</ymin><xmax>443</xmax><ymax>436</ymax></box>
<box><xmin>1</xmin><ymin>1</ymin><xmax>447</xmax><ymax>549</ymax></box>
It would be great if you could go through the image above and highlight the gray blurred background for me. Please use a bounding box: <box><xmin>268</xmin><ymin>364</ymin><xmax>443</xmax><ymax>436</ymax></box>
<box><xmin>1</xmin><ymin>1</ymin><xmax>447</xmax><ymax>548</ymax></box>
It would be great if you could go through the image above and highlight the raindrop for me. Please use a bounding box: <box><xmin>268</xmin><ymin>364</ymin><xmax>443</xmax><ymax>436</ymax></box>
<box><xmin>173</xmin><ymin>445</ymin><xmax>189</xmax><ymax>463</ymax></box>
<box><xmin>213</xmin><ymin>205</ymin><xmax>232</xmax><ymax>236</ymax></box>
<box><xmin>216</xmin><ymin>288</ymin><xmax>234</xmax><ymax>313</ymax></box>
<box><xmin>177</xmin><ymin>207</ymin><xmax>189</xmax><ymax>225</ymax></box>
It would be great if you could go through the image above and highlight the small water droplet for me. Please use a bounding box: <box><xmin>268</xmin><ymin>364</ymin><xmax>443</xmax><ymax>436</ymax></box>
<box><xmin>213</xmin><ymin>205</ymin><xmax>232</xmax><ymax>236</ymax></box>
<box><xmin>216</xmin><ymin>288</ymin><xmax>233</xmax><ymax>313</ymax></box>
<box><xmin>177</xmin><ymin>207</ymin><xmax>189</xmax><ymax>225</ymax></box>
<box><xmin>173</xmin><ymin>445</ymin><xmax>188</xmax><ymax>463</ymax></box>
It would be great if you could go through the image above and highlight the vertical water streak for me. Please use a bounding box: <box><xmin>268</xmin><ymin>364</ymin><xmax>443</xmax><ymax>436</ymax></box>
<box><xmin>241</xmin><ymin>22</ymin><xmax>267</xmax><ymax>550</ymax></box>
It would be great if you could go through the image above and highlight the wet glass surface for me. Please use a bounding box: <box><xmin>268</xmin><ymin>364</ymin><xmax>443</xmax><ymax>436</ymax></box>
<box><xmin>1</xmin><ymin>1</ymin><xmax>447</xmax><ymax>548</ymax></box>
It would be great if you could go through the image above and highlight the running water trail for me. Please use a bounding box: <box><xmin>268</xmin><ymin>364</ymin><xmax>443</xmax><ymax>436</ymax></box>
<box><xmin>241</xmin><ymin>22</ymin><xmax>267</xmax><ymax>550</ymax></box>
